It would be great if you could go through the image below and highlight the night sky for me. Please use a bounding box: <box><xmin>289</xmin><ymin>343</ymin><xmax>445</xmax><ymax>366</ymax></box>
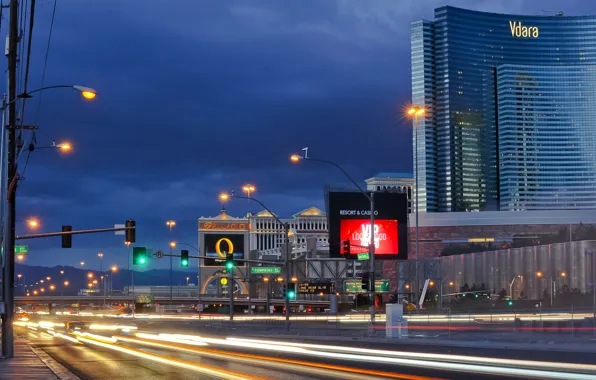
<box><xmin>10</xmin><ymin>0</ymin><xmax>589</xmax><ymax>269</ymax></box>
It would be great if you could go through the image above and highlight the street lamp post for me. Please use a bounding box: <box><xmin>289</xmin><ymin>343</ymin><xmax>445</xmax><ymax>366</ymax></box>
<box><xmin>242</xmin><ymin>184</ymin><xmax>256</xmax><ymax>315</ymax></box>
<box><xmin>407</xmin><ymin>106</ymin><xmax>425</xmax><ymax>307</ymax></box>
<box><xmin>290</xmin><ymin>151</ymin><xmax>377</xmax><ymax>323</ymax></box>
<box><xmin>166</xmin><ymin>220</ymin><xmax>176</xmax><ymax>309</ymax></box>
<box><xmin>169</xmin><ymin>241</ymin><xmax>176</xmax><ymax>304</ymax></box>
<box><xmin>220</xmin><ymin>192</ymin><xmax>292</xmax><ymax>329</ymax></box>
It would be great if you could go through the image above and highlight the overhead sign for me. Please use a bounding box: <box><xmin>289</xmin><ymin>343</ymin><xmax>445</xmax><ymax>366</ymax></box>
<box><xmin>344</xmin><ymin>279</ymin><xmax>390</xmax><ymax>293</ymax></box>
<box><xmin>357</xmin><ymin>252</ymin><xmax>370</xmax><ymax>261</ymax></box>
<box><xmin>297</xmin><ymin>282</ymin><xmax>335</xmax><ymax>294</ymax></box>
<box><xmin>114</xmin><ymin>224</ymin><xmax>125</xmax><ymax>236</ymax></box>
<box><xmin>328</xmin><ymin>192</ymin><xmax>408</xmax><ymax>260</ymax></box>
<box><xmin>14</xmin><ymin>245</ymin><xmax>28</xmax><ymax>254</ymax></box>
<box><xmin>251</xmin><ymin>267</ymin><xmax>281</xmax><ymax>274</ymax></box>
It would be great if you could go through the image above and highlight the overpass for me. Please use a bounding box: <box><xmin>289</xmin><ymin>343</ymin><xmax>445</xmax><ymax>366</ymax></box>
<box><xmin>15</xmin><ymin>295</ymin><xmax>332</xmax><ymax>308</ymax></box>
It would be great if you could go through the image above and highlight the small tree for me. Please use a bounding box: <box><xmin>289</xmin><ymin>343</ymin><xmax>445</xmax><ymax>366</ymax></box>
<box><xmin>498</xmin><ymin>288</ymin><xmax>507</xmax><ymax>300</ymax></box>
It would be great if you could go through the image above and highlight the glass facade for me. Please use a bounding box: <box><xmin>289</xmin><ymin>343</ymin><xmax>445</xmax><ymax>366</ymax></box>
<box><xmin>411</xmin><ymin>6</ymin><xmax>596</xmax><ymax>212</ymax></box>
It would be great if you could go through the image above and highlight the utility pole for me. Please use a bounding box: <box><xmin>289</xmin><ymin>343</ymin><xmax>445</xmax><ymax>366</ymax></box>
<box><xmin>369</xmin><ymin>192</ymin><xmax>376</xmax><ymax>324</ymax></box>
<box><xmin>1</xmin><ymin>0</ymin><xmax>19</xmax><ymax>358</ymax></box>
<box><xmin>284</xmin><ymin>222</ymin><xmax>290</xmax><ymax>330</ymax></box>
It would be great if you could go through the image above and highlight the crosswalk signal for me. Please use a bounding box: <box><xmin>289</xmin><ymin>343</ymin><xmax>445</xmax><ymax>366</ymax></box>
<box><xmin>225</xmin><ymin>252</ymin><xmax>234</xmax><ymax>271</ymax></box>
<box><xmin>125</xmin><ymin>219</ymin><xmax>136</xmax><ymax>243</ymax></box>
<box><xmin>342</xmin><ymin>239</ymin><xmax>351</xmax><ymax>254</ymax></box>
<box><xmin>362</xmin><ymin>273</ymin><xmax>370</xmax><ymax>291</ymax></box>
<box><xmin>181</xmin><ymin>250</ymin><xmax>189</xmax><ymax>267</ymax></box>
<box><xmin>133</xmin><ymin>247</ymin><xmax>147</xmax><ymax>266</ymax></box>
<box><xmin>61</xmin><ymin>226</ymin><xmax>72</xmax><ymax>248</ymax></box>
<box><xmin>287</xmin><ymin>283</ymin><xmax>296</xmax><ymax>300</ymax></box>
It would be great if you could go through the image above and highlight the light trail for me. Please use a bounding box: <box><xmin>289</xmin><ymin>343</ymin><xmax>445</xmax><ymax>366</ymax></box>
<box><xmin>226</xmin><ymin>337</ymin><xmax>596</xmax><ymax>374</ymax></box>
<box><xmin>119</xmin><ymin>332</ymin><xmax>595</xmax><ymax>379</ymax></box>
<box><xmin>115</xmin><ymin>335</ymin><xmax>441</xmax><ymax>380</ymax></box>
<box><xmin>76</xmin><ymin>335</ymin><xmax>260</xmax><ymax>380</ymax></box>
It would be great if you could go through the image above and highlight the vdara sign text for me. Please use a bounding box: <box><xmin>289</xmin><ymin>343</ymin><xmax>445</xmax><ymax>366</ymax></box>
<box><xmin>509</xmin><ymin>21</ymin><xmax>539</xmax><ymax>38</ymax></box>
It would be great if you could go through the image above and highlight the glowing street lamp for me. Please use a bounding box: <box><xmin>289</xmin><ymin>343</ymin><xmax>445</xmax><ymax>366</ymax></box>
<box><xmin>111</xmin><ymin>265</ymin><xmax>118</xmax><ymax>273</ymax></box>
<box><xmin>166</xmin><ymin>220</ymin><xmax>176</xmax><ymax>231</ymax></box>
<box><xmin>169</xmin><ymin>241</ymin><xmax>176</xmax><ymax>248</ymax></box>
<box><xmin>27</xmin><ymin>219</ymin><xmax>39</xmax><ymax>229</ymax></box>
<box><xmin>46</xmin><ymin>277</ymin><xmax>51</xmax><ymax>281</ymax></box>
<box><xmin>87</xmin><ymin>273</ymin><xmax>94</xmax><ymax>279</ymax></box>
<box><xmin>63</xmin><ymin>281</ymin><xmax>69</xmax><ymax>287</ymax></box>
<box><xmin>49</xmin><ymin>285</ymin><xmax>55</xmax><ymax>291</ymax></box>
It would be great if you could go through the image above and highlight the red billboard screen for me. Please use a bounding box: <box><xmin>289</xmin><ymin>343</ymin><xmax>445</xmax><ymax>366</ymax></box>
<box><xmin>339</xmin><ymin>219</ymin><xmax>398</xmax><ymax>255</ymax></box>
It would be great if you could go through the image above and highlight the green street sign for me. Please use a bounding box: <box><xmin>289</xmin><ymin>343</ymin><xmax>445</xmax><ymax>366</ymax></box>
<box><xmin>14</xmin><ymin>245</ymin><xmax>28</xmax><ymax>254</ymax></box>
<box><xmin>251</xmin><ymin>267</ymin><xmax>281</xmax><ymax>274</ymax></box>
<box><xmin>344</xmin><ymin>279</ymin><xmax>391</xmax><ymax>293</ymax></box>
<box><xmin>357</xmin><ymin>252</ymin><xmax>369</xmax><ymax>261</ymax></box>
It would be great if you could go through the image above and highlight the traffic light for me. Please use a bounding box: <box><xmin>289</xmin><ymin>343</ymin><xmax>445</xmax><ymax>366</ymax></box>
<box><xmin>342</xmin><ymin>239</ymin><xmax>351</xmax><ymax>255</ymax></box>
<box><xmin>286</xmin><ymin>283</ymin><xmax>296</xmax><ymax>299</ymax></box>
<box><xmin>362</xmin><ymin>273</ymin><xmax>370</xmax><ymax>291</ymax></box>
<box><xmin>61</xmin><ymin>226</ymin><xmax>72</xmax><ymax>248</ymax></box>
<box><xmin>181</xmin><ymin>250</ymin><xmax>189</xmax><ymax>267</ymax></box>
<box><xmin>125</xmin><ymin>219</ymin><xmax>136</xmax><ymax>243</ymax></box>
<box><xmin>133</xmin><ymin>247</ymin><xmax>147</xmax><ymax>266</ymax></box>
<box><xmin>225</xmin><ymin>252</ymin><xmax>234</xmax><ymax>271</ymax></box>
<box><xmin>508</xmin><ymin>300</ymin><xmax>513</xmax><ymax>306</ymax></box>
<box><xmin>282</xmin><ymin>282</ymin><xmax>287</xmax><ymax>298</ymax></box>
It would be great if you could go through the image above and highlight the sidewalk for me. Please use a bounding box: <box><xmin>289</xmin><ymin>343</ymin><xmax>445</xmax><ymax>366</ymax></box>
<box><xmin>0</xmin><ymin>339</ymin><xmax>79</xmax><ymax>380</ymax></box>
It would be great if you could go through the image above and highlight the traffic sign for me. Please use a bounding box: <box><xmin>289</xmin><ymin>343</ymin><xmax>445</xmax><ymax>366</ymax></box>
<box><xmin>297</xmin><ymin>282</ymin><xmax>335</xmax><ymax>294</ymax></box>
<box><xmin>14</xmin><ymin>245</ymin><xmax>28</xmax><ymax>254</ymax></box>
<box><xmin>251</xmin><ymin>267</ymin><xmax>281</xmax><ymax>274</ymax></box>
<box><xmin>114</xmin><ymin>224</ymin><xmax>125</xmax><ymax>236</ymax></box>
<box><xmin>357</xmin><ymin>252</ymin><xmax>369</xmax><ymax>261</ymax></box>
<box><xmin>344</xmin><ymin>279</ymin><xmax>390</xmax><ymax>293</ymax></box>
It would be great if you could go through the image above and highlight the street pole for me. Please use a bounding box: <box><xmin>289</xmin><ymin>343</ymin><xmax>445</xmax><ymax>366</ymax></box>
<box><xmin>169</xmin><ymin>244</ymin><xmax>173</xmax><ymax>306</ymax></box>
<box><xmin>414</xmin><ymin>113</ymin><xmax>420</xmax><ymax>308</ymax></box>
<box><xmin>229</xmin><ymin>261</ymin><xmax>234</xmax><ymax>321</ymax></box>
<box><xmin>1</xmin><ymin>0</ymin><xmax>19</xmax><ymax>358</ymax></box>
<box><xmin>247</xmin><ymin>209</ymin><xmax>252</xmax><ymax>315</ymax></box>
<box><xmin>369</xmin><ymin>193</ymin><xmax>376</xmax><ymax>324</ymax></box>
<box><xmin>284</xmin><ymin>222</ymin><xmax>290</xmax><ymax>330</ymax></box>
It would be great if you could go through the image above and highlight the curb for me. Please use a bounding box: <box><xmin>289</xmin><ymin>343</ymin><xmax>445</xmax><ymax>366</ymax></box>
<box><xmin>29</xmin><ymin>344</ymin><xmax>81</xmax><ymax>380</ymax></box>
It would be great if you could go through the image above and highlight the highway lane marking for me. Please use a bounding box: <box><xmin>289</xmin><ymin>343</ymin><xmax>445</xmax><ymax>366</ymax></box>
<box><xmin>115</xmin><ymin>335</ymin><xmax>442</xmax><ymax>380</ymax></box>
<box><xmin>73</xmin><ymin>335</ymin><xmax>263</xmax><ymax>380</ymax></box>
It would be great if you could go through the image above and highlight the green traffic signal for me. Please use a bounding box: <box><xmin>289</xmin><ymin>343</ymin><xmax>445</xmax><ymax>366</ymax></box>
<box><xmin>225</xmin><ymin>252</ymin><xmax>234</xmax><ymax>270</ymax></box>
<box><xmin>181</xmin><ymin>250</ymin><xmax>189</xmax><ymax>268</ymax></box>
<box><xmin>508</xmin><ymin>300</ymin><xmax>513</xmax><ymax>306</ymax></box>
<box><xmin>133</xmin><ymin>247</ymin><xmax>147</xmax><ymax>266</ymax></box>
<box><xmin>226</xmin><ymin>261</ymin><xmax>234</xmax><ymax>270</ymax></box>
<box><xmin>287</xmin><ymin>290</ymin><xmax>296</xmax><ymax>299</ymax></box>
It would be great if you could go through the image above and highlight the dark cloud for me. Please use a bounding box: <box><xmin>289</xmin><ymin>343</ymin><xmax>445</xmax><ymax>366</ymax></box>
<box><xmin>8</xmin><ymin>0</ymin><xmax>592</xmax><ymax>268</ymax></box>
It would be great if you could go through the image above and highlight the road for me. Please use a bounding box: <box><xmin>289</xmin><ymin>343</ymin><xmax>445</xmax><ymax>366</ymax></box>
<box><xmin>14</xmin><ymin>320</ymin><xmax>596</xmax><ymax>380</ymax></box>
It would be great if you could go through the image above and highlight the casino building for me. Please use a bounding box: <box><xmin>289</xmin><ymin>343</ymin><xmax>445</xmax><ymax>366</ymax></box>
<box><xmin>412</xmin><ymin>7</ymin><xmax>596</xmax><ymax>213</ymax></box>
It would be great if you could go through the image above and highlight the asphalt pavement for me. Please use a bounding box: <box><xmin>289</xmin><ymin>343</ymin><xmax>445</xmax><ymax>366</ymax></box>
<box><xmin>15</xmin><ymin>323</ymin><xmax>596</xmax><ymax>380</ymax></box>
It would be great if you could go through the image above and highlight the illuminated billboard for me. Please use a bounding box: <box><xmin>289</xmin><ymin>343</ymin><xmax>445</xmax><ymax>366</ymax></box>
<box><xmin>203</xmin><ymin>233</ymin><xmax>245</xmax><ymax>266</ymax></box>
<box><xmin>340</xmin><ymin>219</ymin><xmax>398</xmax><ymax>256</ymax></box>
<box><xmin>328</xmin><ymin>191</ymin><xmax>408</xmax><ymax>260</ymax></box>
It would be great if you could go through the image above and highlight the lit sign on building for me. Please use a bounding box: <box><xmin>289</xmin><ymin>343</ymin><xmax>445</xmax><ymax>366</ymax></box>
<box><xmin>339</xmin><ymin>219</ymin><xmax>399</xmax><ymax>255</ymax></box>
<box><xmin>509</xmin><ymin>21</ymin><xmax>539</xmax><ymax>38</ymax></box>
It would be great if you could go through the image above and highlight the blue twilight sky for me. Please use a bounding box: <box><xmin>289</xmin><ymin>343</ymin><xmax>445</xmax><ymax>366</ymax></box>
<box><xmin>7</xmin><ymin>0</ymin><xmax>589</xmax><ymax>270</ymax></box>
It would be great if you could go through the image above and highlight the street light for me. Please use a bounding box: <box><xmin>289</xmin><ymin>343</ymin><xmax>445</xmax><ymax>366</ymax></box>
<box><xmin>60</xmin><ymin>270</ymin><xmax>64</xmax><ymax>275</ymax></box>
<box><xmin>80</xmin><ymin>261</ymin><xmax>85</xmax><ymax>267</ymax></box>
<box><xmin>290</xmin><ymin>149</ymin><xmax>378</xmax><ymax>323</ymax></box>
<box><xmin>49</xmin><ymin>285</ymin><xmax>55</xmax><ymax>291</ymax></box>
<box><xmin>27</xmin><ymin>219</ymin><xmax>39</xmax><ymax>229</ymax></box>
<box><xmin>170</xmin><ymin>241</ymin><xmax>176</xmax><ymax>248</ymax></box>
<box><xmin>166</xmin><ymin>220</ymin><xmax>176</xmax><ymax>231</ymax></box>
<box><xmin>98</xmin><ymin>253</ymin><xmax>104</xmax><ymax>273</ymax></box>
<box><xmin>406</xmin><ymin>106</ymin><xmax>425</xmax><ymax>307</ymax></box>
<box><xmin>220</xmin><ymin>191</ymin><xmax>292</xmax><ymax>328</ymax></box>
<box><xmin>87</xmin><ymin>272</ymin><xmax>94</xmax><ymax>279</ymax></box>
<box><xmin>242</xmin><ymin>184</ymin><xmax>256</xmax><ymax>314</ymax></box>
<box><xmin>46</xmin><ymin>276</ymin><xmax>51</xmax><ymax>281</ymax></box>
<box><xmin>111</xmin><ymin>265</ymin><xmax>118</xmax><ymax>273</ymax></box>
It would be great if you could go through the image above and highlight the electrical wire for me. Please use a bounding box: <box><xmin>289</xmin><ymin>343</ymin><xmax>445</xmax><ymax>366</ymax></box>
<box><xmin>20</xmin><ymin>0</ymin><xmax>57</xmax><ymax>178</ymax></box>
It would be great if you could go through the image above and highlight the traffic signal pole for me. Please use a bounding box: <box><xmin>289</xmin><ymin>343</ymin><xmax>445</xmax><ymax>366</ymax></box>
<box><xmin>284</xmin><ymin>222</ymin><xmax>290</xmax><ymax>331</ymax></box>
<box><xmin>229</xmin><ymin>262</ymin><xmax>234</xmax><ymax>321</ymax></box>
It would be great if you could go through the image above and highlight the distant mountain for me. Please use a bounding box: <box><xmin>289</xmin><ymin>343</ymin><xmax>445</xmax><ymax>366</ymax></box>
<box><xmin>14</xmin><ymin>264</ymin><xmax>198</xmax><ymax>295</ymax></box>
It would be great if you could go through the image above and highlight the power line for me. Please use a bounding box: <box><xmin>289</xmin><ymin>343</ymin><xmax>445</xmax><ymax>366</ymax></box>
<box><xmin>19</xmin><ymin>0</ymin><xmax>55</xmax><ymax>176</ymax></box>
